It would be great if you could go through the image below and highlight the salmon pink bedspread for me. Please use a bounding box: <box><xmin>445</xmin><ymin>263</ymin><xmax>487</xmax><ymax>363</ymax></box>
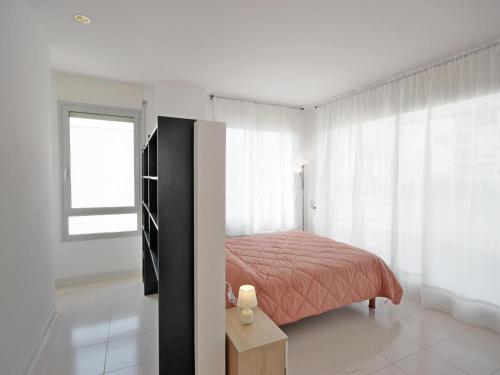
<box><xmin>225</xmin><ymin>231</ymin><xmax>403</xmax><ymax>326</ymax></box>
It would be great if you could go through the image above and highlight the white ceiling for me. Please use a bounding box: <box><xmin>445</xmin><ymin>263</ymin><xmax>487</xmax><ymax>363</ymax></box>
<box><xmin>28</xmin><ymin>0</ymin><xmax>500</xmax><ymax>106</ymax></box>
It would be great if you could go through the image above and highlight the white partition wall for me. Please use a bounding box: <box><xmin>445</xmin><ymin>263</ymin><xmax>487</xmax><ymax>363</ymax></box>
<box><xmin>194</xmin><ymin>120</ymin><xmax>226</xmax><ymax>375</ymax></box>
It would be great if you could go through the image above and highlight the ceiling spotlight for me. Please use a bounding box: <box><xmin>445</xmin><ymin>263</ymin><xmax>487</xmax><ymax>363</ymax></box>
<box><xmin>74</xmin><ymin>14</ymin><xmax>91</xmax><ymax>24</ymax></box>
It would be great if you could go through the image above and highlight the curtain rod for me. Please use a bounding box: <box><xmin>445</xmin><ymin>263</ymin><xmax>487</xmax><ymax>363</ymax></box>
<box><xmin>210</xmin><ymin>94</ymin><xmax>304</xmax><ymax>111</ymax></box>
<box><xmin>314</xmin><ymin>38</ymin><xmax>500</xmax><ymax>109</ymax></box>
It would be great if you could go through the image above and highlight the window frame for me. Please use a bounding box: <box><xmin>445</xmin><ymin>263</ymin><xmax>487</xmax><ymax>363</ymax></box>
<box><xmin>59</xmin><ymin>101</ymin><xmax>141</xmax><ymax>241</ymax></box>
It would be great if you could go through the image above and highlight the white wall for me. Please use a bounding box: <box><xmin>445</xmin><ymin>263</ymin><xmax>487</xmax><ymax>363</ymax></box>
<box><xmin>194</xmin><ymin>121</ymin><xmax>226</xmax><ymax>375</ymax></box>
<box><xmin>143</xmin><ymin>81</ymin><xmax>211</xmax><ymax>137</ymax></box>
<box><xmin>51</xmin><ymin>73</ymin><xmax>143</xmax><ymax>282</ymax></box>
<box><xmin>156</xmin><ymin>81</ymin><xmax>207</xmax><ymax>120</ymax></box>
<box><xmin>142</xmin><ymin>84</ymin><xmax>158</xmax><ymax>139</ymax></box>
<box><xmin>0</xmin><ymin>1</ymin><xmax>56</xmax><ymax>373</ymax></box>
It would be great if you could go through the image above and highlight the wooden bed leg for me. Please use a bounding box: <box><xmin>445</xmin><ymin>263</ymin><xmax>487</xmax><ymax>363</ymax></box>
<box><xmin>369</xmin><ymin>298</ymin><xmax>376</xmax><ymax>309</ymax></box>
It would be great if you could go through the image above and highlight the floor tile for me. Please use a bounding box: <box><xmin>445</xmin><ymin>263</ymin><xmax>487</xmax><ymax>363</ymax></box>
<box><xmin>43</xmin><ymin>343</ymin><xmax>106</xmax><ymax>375</ymax></box>
<box><xmin>298</xmin><ymin>314</ymin><xmax>350</xmax><ymax>346</ymax></box>
<box><xmin>46</xmin><ymin>276</ymin><xmax>500</xmax><ymax>375</ymax></box>
<box><xmin>104</xmin><ymin>359</ymin><xmax>159</xmax><ymax>374</ymax></box>
<box><xmin>108</xmin><ymin>311</ymin><xmax>157</xmax><ymax>341</ymax></box>
<box><xmin>332</xmin><ymin>314</ymin><xmax>421</xmax><ymax>362</ymax></box>
<box><xmin>395</xmin><ymin>297</ymin><xmax>424</xmax><ymax>316</ymax></box>
<box><xmin>282</xmin><ymin>323</ymin><xmax>316</xmax><ymax>355</ymax></box>
<box><xmin>369</xmin><ymin>365</ymin><xmax>409</xmax><ymax>375</ymax></box>
<box><xmin>453</xmin><ymin>327</ymin><xmax>500</xmax><ymax>359</ymax></box>
<box><xmin>320</xmin><ymin>329</ymin><xmax>391</xmax><ymax>375</ymax></box>
<box><xmin>328</xmin><ymin>305</ymin><xmax>384</xmax><ymax>334</ymax></box>
<box><xmin>104</xmin><ymin>331</ymin><xmax>158</xmax><ymax>373</ymax></box>
<box><xmin>395</xmin><ymin>351</ymin><xmax>468</xmax><ymax>375</ymax></box>
<box><xmin>288</xmin><ymin>346</ymin><xmax>344</xmax><ymax>373</ymax></box>
<box><xmin>111</xmin><ymin>290</ymin><xmax>158</xmax><ymax>317</ymax></box>
<box><xmin>52</xmin><ymin>319</ymin><xmax>110</xmax><ymax>352</ymax></box>
<box><xmin>287</xmin><ymin>364</ymin><xmax>345</xmax><ymax>375</ymax></box>
<box><xmin>389</xmin><ymin>315</ymin><xmax>450</xmax><ymax>349</ymax></box>
<box><xmin>410</xmin><ymin>310</ymin><xmax>470</xmax><ymax>336</ymax></box>
<box><xmin>431</xmin><ymin>336</ymin><xmax>500</xmax><ymax>375</ymax></box>
<box><xmin>370</xmin><ymin>334</ymin><xmax>422</xmax><ymax>363</ymax></box>
<box><xmin>56</xmin><ymin>306</ymin><xmax>111</xmax><ymax>328</ymax></box>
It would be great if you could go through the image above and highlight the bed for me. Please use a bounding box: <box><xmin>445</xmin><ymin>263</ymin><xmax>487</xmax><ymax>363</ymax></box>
<box><xmin>225</xmin><ymin>231</ymin><xmax>403</xmax><ymax>326</ymax></box>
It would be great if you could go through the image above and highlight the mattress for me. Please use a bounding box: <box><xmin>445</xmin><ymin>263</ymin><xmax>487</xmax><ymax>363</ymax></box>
<box><xmin>225</xmin><ymin>231</ymin><xmax>403</xmax><ymax>326</ymax></box>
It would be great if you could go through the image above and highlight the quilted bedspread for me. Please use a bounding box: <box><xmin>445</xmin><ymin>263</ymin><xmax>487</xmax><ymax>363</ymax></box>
<box><xmin>225</xmin><ymin>231</ymin><xmax>403</xmax><ymax>326</ymax></box>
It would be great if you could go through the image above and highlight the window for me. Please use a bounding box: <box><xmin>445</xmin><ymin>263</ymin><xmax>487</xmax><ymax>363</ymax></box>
<box><xmin>60</xmin><ymin>102</ymin><xmax>140</xmax><ymax>240</ymax></box>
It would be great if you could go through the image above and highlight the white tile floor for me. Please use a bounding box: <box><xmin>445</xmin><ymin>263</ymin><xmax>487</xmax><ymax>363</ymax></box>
<box><xmin>32</xmin><ymin>276</ymin><xmax>500</xmax><ymax>375</ymax></box>
<box><xmin>284</xmin><ymin>298</ymin><xmax>500</xmax><ymax>375</ymax></box>
<box><xmin>32</xmin><ymin>276</ymin><xmax>158</xmax><ymax>375</ymax></box>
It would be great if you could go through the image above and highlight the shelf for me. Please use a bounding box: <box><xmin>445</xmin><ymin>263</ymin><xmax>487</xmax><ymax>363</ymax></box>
<box><xmin>142</xmin><ymin>226</ymin><xmax>157</xmax><ymax>296</ymax></box>
<box><xmin>150</xmin><ymin>126</ymin><xmax>158</xmax><ymax>139</ymax></box>
<box><xmin>144</xmin><ymin>127</ymin><xmax>158</xmax><ymax>147</ymax></box>
<box><xmin>142</xmin><ymin>178</ymin><xmax>149</xmax><ymax>205</ymax></box>
<box><xmin>142</xmin><ymin>202</ymin><xmax>158</xmax><ymax>231</ymax></box>
<box><xmin>142</xmin><ymin>144</ymin><xmax>148</xmax><ymax>177</ymax></box>
<box><xmin>143</xmin><ymin>117</ymin><xmax>204</xmax><ymax>373</ymax></box>
<box><xmin>142</xmin><ymin>205</ymin><xmax>149</xmax><ymax>235</ymax></box>
<box><xmin>146</xmin><ymin>214</ymin><xmax>159</xmax><ymax>281</ymax></box>
<box><xmin>142</xmin><ymin>226</ymin><xmax>150</xmax><ymax>247</ymax></box>
<box><xmin>149</xmin><ymin>248</ymin><xmax>159</xmax><ymax>280</ymax></box>
<box><xmin>149</xmin><ymin>179</ymin><xmax>157</xmax><ymax>222</ymax></box>
<box><xmin>150</xmin><ymin>213</ymin><xmax>158</xmax><ymax>229</ymax></box>
<box><xmin>142</xmin><ymin>127</ymin><xmax>157</xmax><ymax>153</ymax></box>
<box><xmin>149</xmin><ymin>130</ymin><xmax>158</xmax><ymax>177</ymax></box>
<box><xmin>142</xmin><ymin>201</ymin><xmax>158</xmax><ymax>229</ymax></box>
<box><xmin>149</xmin><ymin>216</ymin><xmax>158</xmax><ymax>248</ymax></box>
<box><xmin>142</xmin><ymin>126</ymin><xmax>158</xmax><ymax>298</ymax></box>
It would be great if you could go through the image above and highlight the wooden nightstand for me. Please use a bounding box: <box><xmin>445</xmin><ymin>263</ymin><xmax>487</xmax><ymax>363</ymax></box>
<box><xmin>226</xmin><ymin>306</ymin><xmax>288</xmax><ymax>375</ymax></box>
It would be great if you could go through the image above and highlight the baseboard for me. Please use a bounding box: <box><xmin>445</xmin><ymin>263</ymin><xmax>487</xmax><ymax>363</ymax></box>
<box><xmin>55</xmin><ymin>268</ymin><xmax>141</xmax><ymax>289</ymax></box>
<box><xmin>25</xmin><ymin>310</ymin><xmax>56</xmax><ymax>375</ymax></box>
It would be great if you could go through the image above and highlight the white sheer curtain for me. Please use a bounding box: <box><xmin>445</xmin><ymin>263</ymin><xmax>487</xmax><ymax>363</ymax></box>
<box><xmin>312</xmin><ymin>42</ymin><xmax>500</xmax><ymax>332</ymax></box>
<box><xmin>213</xmin><ymin>98</ymin><xmax>303</xmax><ymax>236</ymax></box>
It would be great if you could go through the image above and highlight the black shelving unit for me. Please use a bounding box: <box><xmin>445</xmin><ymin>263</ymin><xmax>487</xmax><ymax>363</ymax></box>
<box><xmin>149</xmin><ymin>179</ymin><xmax>158</xmax><ymax>223</ymax></box>
<box><xmin>142</xmin><ymin>126</ymin><xmax>159</xmax><ymax>296</ymax></box>
<box><xmin>141</xmin><ymin>117</ymin><xmax>196</xmax><ymax>375</ymax></box>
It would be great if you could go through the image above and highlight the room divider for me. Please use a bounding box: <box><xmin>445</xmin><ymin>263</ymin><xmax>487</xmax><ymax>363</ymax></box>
<box><xmin>141</xmin><ymin>116</ymin><xmax>226</xmax><ymax>375</ymax></box>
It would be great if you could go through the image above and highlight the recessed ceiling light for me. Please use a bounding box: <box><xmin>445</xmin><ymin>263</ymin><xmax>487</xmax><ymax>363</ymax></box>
<box><xmin>74</xmin><ymin>14</ymin><xmax>91</xmax><ymax>24</ymax></box>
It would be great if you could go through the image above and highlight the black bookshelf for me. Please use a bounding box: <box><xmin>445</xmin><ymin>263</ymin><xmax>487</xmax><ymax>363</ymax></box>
<box><xmin>142</xmin><ymin>126</ymin><xmax>158</xmax><ymax>296</ymax></box>
<box><xmin>141</xmin><ymin>117</ymin><xmax>195</xmax><ymax>375</ymax></box>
